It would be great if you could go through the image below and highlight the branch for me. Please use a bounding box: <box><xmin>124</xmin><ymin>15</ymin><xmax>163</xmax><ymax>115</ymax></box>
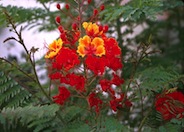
<box><xmin>0</xmin><ymin>57</ymin><xmax>36</xmax><ymax>82</ymax></box>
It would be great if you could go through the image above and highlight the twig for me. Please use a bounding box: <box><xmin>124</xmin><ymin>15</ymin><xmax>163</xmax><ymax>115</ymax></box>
<box><xmin>0</xmin><ymin>57</ymin><xmax>36</xmax><ymax>82</ymax></box>
<box><xmin>138</xmin><ymin>106</ymin><xmax>152</xmax><ymax>132</ymax></box>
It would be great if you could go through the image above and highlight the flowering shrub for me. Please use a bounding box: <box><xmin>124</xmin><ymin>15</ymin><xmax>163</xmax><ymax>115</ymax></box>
<box><xmin>45</xmin><ymin>17</ymin><xmax>130</xmax><ymax>113</ymax></box>
<box><xmin>155</xmin><ymin>91</ymin><xmax>184</xmax><ymax>121</ymax></box>
<box><xmin>0</xmin><ymin>0</ymin><xmax>184</xmax><ymax>131</ymax></box>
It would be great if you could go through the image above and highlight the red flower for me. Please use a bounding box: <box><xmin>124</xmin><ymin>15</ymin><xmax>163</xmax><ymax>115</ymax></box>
<box><xmin>103</xmin><ymin>37</ymin><xmax>123</xmax><ymax>71</ymax></box>
<box><xmin>49</xmin><ymin>72</ymin><xmax>62</xmax><ymax>80</ymax></box>
<box><xmin>59</xmin><ymin>73</ymin><xmax>85</xmax><ymax>92</ymax></box>
<box><xmin>110</xmin><ymin>99</ymin><xmax>122</xmax><ymax>112</ymax></box>
<box><xmin>85</xmin><ymin>55</ymin><xmax>106</xmax><ymax>75</ymax></box>
<box><xmin>53</xmin><ymin>87</ymin><xmax>71</xmax><ymax>105</ymax></box>
<box><xmin>104</xmin><ymin>37</ymin><xmax>121</xmax><ymax>56</ymax></box>
<box><xmin>124</xmin><ymin>100</ymin><xmax>133</xmax><ymax>107</ymax></box>
<box><xmin>88</xmin><ymin>92</ymin><xmax>103</xmax><ymax>113</ymax></box>
<box><xmin>68</xmin><ymin>73</ymin><xmax>85</xmax><ymax>92</ymax></box>
<box><xmin>108</xmin><ymin>88</ymin><xmax>115</xmax><ymax>96</ymax></box>
<box><xmin>111</xmin><ymin>73</ymin><xmax>124</xmax><ymax>86</ymax></box>
<box><xmin>100</xmin><ymin>79</ymin><xmax>111</xmax><ymax>92</ymax></box>
<box><xmin>110</xmin><ymin>94</ymin><xmax>132</xmax><ymax>112</ymax></box>
<box><xmin>108</xmin><ymin>57</ymin><xmax>123</xmax><ymax>71</ymax></box>
<box><xmin>52</xmin><ymin>48</ymin><xmax>80</xmax><ymax>71</ymax></box>
<box><xmin>155</xmin><ymin>91</ymin><xmax>184</xmax><ymax>121</ymax></box>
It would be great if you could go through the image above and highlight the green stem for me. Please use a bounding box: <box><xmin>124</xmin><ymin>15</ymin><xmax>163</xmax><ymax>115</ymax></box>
<box><xmin>138</xmin><ymin>107</ymin><xmax>152</xmax><ymax>132</ymax></box>
<box><xmin>3</xmin><ymin>9</ymin><xmax>54</xmax><ymax>104</ymax></box>
<box><xmin>78</xmin><ymin>0</ymin><xmax>83</xmax><ymax>37</ymax></box>
<box><xmin>4</xmin><ymin>9</ymin><xmax>67</xmax><ymax>125</ymax></box>
<box><xmin>0</xmin><ymin>57</ymin><xmax>36</xmax><ymax>82</ymax></box>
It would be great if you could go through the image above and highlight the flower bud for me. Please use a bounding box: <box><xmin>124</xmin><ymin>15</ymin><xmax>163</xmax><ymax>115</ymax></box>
<box><xmin>103</xmin><ymin>25</ymin><xmax>109</xmax><ymax>33</ymax></box>
<box><xmin>88</xmin><ymin>0</ymin><xmax>92</xmax><ymax>4</ymax></box>
<box><xmin>60</xmin><ymin>33</ymin><xmax>66</xmax><ymax>41</ymax></box>
<box><xmin>58</xmin><ymin>25</ymin><xmax>63</xmax><ymax>33</ymax></box>
<box><xmin>55</xmin><ymin>16</ymin><xmax>61</xmax><ymax>24</ymax></box>
<box><xmin>99</xmin><ymin>25</ymin><xmax>103</xmax><ymax>32</ymax></box>
<box><xmin>56</xmin><ymin>3</ymin><xmax>60</xmax><ymax>10</ymax></box>
<box><xmin>77</xmin><ymin>16</ymin><xmax>81</xmax><ymax>21</ymax></box>
<box><xmin>72</xmin><ymin>23</ymin><xmax>78</xmax><ymax>30</ymax></box>
<box><xmin>100</xmin><ymin>4</ymin><xmax>105</xmax><ymax>11</ymax></box>
<box><xmin>65</xmin><ymin>4</ymin><xmax>70</xmax><ymax>10</ymax></box>
<box><xmin>93</xmin><ymin>9</ymin><xmax>98</xmax><ymax>16</ymax></box>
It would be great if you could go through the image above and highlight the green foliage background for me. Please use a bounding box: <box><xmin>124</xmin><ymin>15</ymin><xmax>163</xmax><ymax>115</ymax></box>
<box><xmin>0</xmin><ymin>0</ymin><xmax>184</xmax><ymax>131</ymax></box>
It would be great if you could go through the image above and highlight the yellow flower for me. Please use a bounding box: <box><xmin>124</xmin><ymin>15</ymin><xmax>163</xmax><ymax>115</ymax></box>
<box><xmin>77</xmin><ymin>35</ymin><xmax>105</xmax><ymax>57</ymax></box>
<box><xmin>45</xmin><ymin>38</ymin><xmax>63</xmax><ymax>59</ymax></box>
<box><xmin>82</xmin><ymin>22</ymin><xmax>101</xmax><ymax>36</ymax></box>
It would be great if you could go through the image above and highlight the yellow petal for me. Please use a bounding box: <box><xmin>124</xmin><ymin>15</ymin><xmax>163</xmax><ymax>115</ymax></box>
<box><xmin>77</xmin><ymin>45</ymin><xmax>86</xmax><ymax>57</ymax></box>
<box><xmin>79</xmin><ymin>35</ymin><xmax>91</xmax><ymax>47</ymax></box>
<box><xmin>45</xmin><ymin>38</ymin><xmax>63</xmax><ymax>59</ymax></box>
<box><xmin>95</xmin><ymin>46</ymin><xmax>105</xmax><ymax>57</ymax></box>
<box><xmin>91</xmin><ymin>37</ymin><xmax>104</xmax><ymax>47</ymax></box>
<box><xmin>45</xmin><ymin>51</ymin><xmax>57</xmax><ymax>59</ymax></box>
<box><xmin>83</xmin><ymin>22</ymin><xmax>91</xmax><ymax>29</ymax></box>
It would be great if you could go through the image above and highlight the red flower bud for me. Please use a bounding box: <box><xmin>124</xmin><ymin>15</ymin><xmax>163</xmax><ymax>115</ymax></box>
<box><xmin>56</xmin><ymin>3</ymin><xmax>60</xmax><ymax>10</ymax></box>
<box><xmin>93</xmin><ymin>9</ymin><xmax>98</xmax><ymax>16</ymax></box>
<box><xmin>72</xmin><ymin>23</ymin><xmax>78</xmax><ymax>30</ymax></box>
<box><xmin>100</xmin><ymin>4</ymin><xmax>105</xmax><ymax>11</ymax></box>
<box><xmin>77</xmin><ymin>16</ymin><xmax>81</xmax><ymax>21</ymax></box>
<box><xmin>60</xmin><ymin>33</ymin><xmax>66</xmax><ymax>41</ymax></box>
<box><xmin>103</xmin><ymin>25</ymin><xmax>108</xmax><ymax>33</ymax></box>
<box><xmin>88</xmin><ymin>0</ymin><xmax>92</xmax><ymax>4</ymax></box>
<box><xmin>58</xmin><ymin>25</ymin><xmax>64</xmax><ymax>33</ymax></box>
<box><xmin>55</xmin><ymin>16</ymin><xmax>61</xmax><ymax>24</ymax></box>
<box><xmin>99</xmin><ymin>25</ymin><xmax>103</xmax><ymax>32</ymax></box>
<box><xmin>65</xmin><ymin>4</ymin><xmax>70</xmax><ymax>10</ymax></box>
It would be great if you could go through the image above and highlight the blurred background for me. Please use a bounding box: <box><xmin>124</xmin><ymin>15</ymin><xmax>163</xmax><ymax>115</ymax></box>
<box><xmin>0</xmin><ymin>0</ymin><xmax>58</xmax><ymax>61</ymax></box>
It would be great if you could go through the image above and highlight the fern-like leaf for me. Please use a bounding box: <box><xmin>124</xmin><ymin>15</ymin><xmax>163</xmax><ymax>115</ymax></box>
<box><xmin>0</xmin><ymin>70</ymin><xmax>32</xmax><ymax>109</ymax></box>
<box><xmin>137</xmin><ymin>66</ymin><xmax>182</xmax><ymax>95</ymax></box>
<box><xmin>1</xmin><ymin>104</ymin><xmax>61</xmax><ymax>132</ymax></box>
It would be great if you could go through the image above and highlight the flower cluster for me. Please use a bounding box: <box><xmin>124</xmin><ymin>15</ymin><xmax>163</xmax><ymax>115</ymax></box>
<box><xmin>155</xmin><ymin>91</ymin><xmax>184</xmax><ymax>121</ymax></box>
<box><xmin>45</xmin><ymin>2</ymin><xmax>132</xmax><ymax>114</ymax></box>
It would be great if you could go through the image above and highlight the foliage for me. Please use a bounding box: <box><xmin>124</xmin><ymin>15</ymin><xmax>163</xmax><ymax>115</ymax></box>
<box><xmin>0</xmin><ymin>104</ymin><xmax>61</xmax><ymax>132</ymax></box>
<box><xmin>0</xmin><ymin>0</ymin><xmax>184</xmax><ymax>132</ymax></box>
<box><xmin>0</xmin><ymin>4</ymin><xmax>59</xmax><ymax>31</ymax></box>
<box><xmin>137</xmin><ymin>66</ymin><xmax>183</xmax><ymax>94</ymax></box>
<box><xmin>101</xmin><ymin>0</ymin><xmax>184</xmax><ymax>22</ymax></box>
<box><xmin>0</xmin><ymin>60</ymin><xmax>33</xmax><ymax>109</ymax></box>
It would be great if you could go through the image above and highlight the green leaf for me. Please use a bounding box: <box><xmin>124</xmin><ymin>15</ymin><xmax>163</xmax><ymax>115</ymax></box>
<box><xmin>101</xmin><ymin>0</ymin><xmax>184</xmax><ymax>22</ymax></box>
<box><xmin>62</xmin><ymin>106</ymin><xmax>84</xmax><ymax>123</ymax></box>
<box><xmin>1</xmin><ymin>104</ymin><xmax>61</xmax><ymax>131</ymax></box>
<box><xmin>66</xmin><ymin>122</ymin><xmax>90</xmax><ymax>132</ymax></box>
<box><xmin>100</xmin><ymin>116</ymin><xmax>126</xmax><ymax>131</ymax></box>
<box><xmin>159</xmin><ymin>126</ymin><xmax>167</xmax><ymax>132</ymax></box>
<box><xmin>137</xmin><ymin>66</ymin><xmax>180</xmax><ymax>95</ymax></box>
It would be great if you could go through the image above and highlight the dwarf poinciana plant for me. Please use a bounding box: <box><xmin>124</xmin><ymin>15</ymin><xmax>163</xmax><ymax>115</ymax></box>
<box><xmin>1</xmin><ymin>0</ymin><xmax>184</xmax><ymax>131</ymax></box>
<box><xmin>45</xmin><ymin>1</ymin><xmax>132</xmax><ymax>114</ymax></box>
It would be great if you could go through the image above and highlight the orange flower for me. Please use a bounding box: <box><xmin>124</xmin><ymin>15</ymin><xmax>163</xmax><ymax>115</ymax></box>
<box><xmin>77</xmin><ymin>35</ymin><xmax>105</xmax><ymax>57</ymax></box>
<box><xmin>83</xmin><ymin>22</ymin><xmax>102</xmax><ymax>37</ymax></box>
<box><xmin>45</xmin><ymin>38</ymin><xmax>63</xmax><ymax>59</ymax></box>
